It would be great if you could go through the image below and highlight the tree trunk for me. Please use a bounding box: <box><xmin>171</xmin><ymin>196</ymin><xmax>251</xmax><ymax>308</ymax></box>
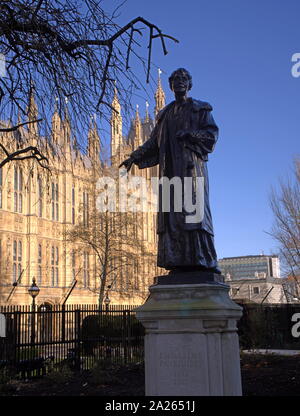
<box><xmin>98</xmin><ymin>271</ymin><xmax>106</xmax><ymax>307</ymax></box>
<box><xmin>98</xmin><ymin>216</ymin><xmax>109</xmax><ymax>307</ymax></box>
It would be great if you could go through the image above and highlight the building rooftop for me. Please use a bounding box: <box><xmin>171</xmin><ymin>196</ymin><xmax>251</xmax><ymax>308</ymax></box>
<box><xmin>219</xmin><ymin>254</ymin><xmax>278</xmax><ymax>260</ymax></box>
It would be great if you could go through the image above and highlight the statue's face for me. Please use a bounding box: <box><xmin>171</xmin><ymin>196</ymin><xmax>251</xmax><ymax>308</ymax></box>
<box><xmin>171</xmin><ymin>71</ymin><xmax>190</xmax><ymax>94</ymax></box>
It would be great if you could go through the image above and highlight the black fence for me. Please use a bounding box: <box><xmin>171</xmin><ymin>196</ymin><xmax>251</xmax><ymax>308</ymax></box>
<box><xmin>1</xmin><ymin>303</ymin><xmax>300</xmax><ymax>380</ymax></box>
<box><xmin>0</xmin><ymin>304</ymin><xmax>144</xmax><ymax>379</ymax></box>
<box><xmin>237</xmin><ymin>303</ymin><xmax>300</xmax><ymax>350</ymax></box>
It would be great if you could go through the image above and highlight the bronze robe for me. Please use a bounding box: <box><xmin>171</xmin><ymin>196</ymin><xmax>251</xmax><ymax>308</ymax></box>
<box><xmin>131</xmin><ymin>97</ymin><xmax>219</xmax><ymax>270</ymax></box>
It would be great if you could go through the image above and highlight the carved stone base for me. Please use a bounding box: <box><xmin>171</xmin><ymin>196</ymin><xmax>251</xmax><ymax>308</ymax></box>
<box><xmin>155</xmin><ymin>271</ymin><xmax>225</xmax><ymax>285</ymax></box>
<box><xmin>136</xmin><ymin>279</ymin><xmax>243</xmax><ymax>396</ymax></box>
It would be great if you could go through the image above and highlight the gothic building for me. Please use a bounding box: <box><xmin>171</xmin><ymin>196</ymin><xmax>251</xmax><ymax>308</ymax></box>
<box><xmin>0</xmin><ymin>74</ymin><xmax>166</xmax><ymax>307</ymax></box>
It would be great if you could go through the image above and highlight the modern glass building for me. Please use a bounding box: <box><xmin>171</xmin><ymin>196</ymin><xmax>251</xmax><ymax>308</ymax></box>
<box><xmin>218</xmin><ymin>255</ymin><xmax>280</xmax><ymax>281</ymax></box>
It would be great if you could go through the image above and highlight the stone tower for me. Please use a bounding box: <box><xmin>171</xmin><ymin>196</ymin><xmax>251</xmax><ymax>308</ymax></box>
<box><xmin>87</xmin><ymin>116</ymin><xmax>101</xmax><ymax>163</ymax></box>
<box><xmin>133</xmin><ymin>105</ymin><xmax>142</xmax><ymax>148</ymax></box>
<box><xmin>110</xmin><ymin>87</ymin><xmax>122</xmax><ymax>166</ymax></box>
<box><xmin>27</xmin><ymin>81</ymin><xmax>39</xmax><ymax>142</ymax></box>
<box><xmin>154</xmin><ymin>68</ymin><xmax>165</xmax><ymax>117</ymax></box>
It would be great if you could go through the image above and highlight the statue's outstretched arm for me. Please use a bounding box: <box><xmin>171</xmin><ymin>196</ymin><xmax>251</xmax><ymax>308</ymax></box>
<box><xmin>130</xmin><ymin>123</ymin><xmax>160</xmax><ymax>169</ymax></box>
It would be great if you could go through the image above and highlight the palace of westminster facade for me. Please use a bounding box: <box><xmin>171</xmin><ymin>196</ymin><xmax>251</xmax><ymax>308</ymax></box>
<box><xmin>0</xmin><ymin>76</ymin><xmax>166</xmax><ymax>307</ymax></box>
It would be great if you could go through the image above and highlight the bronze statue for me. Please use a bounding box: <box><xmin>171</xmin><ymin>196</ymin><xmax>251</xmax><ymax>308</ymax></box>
<box><xmin>120</xmin><ymin>68</ymin><xmax>221</xmax><ymax>275</ymax></box>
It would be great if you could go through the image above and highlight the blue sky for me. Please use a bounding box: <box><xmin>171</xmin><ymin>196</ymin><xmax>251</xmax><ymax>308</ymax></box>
<box><xmin>107</xmin><ymin>0</ymin><xmax>300</xmax><ymax>261</ymax></box>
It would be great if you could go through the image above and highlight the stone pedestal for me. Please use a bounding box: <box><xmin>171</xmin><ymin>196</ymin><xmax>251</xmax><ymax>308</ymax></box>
<box><xmin>136</xmin><ymin>275</ymin><xmax>243</xmax><ymax>396</ymax></box>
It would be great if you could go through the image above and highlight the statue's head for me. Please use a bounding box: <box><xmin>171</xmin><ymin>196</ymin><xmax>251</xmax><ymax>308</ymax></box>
<box><xmin>168</xmin><ymin>68</ymin><xmax>192</xmax><ymax>92</ymax></box>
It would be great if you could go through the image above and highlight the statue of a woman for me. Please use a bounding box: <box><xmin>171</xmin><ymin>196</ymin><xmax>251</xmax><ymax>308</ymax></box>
<box><xmin>120</xmin><ymin>68</ymin><xmax>221</xmax><ymax>275</ymax></box>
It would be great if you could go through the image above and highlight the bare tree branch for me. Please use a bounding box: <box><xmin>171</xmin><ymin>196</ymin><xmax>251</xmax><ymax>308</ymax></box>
<box><xmin>65</xmin><ymin>168</ymin><xmax>154</xmax><ymax>305</ymax></box>
<box><xmin>268</xmin><ymin>159</ymin><xmax>300</xmax><ymax>280</ymax></box>
<box><xmin>0</xmin><ymin>144</ymin><xmax>49</xmax><ymax>169</ymax></box>
<box><xmin>0</xmin><ymin>1</ymin><xmax>178</xmax><ymax>168</ymax></box>
<box><xmin>0</xmin><ymin>118</ymin><xmax>42</xmax><ymax>132</ymax></box>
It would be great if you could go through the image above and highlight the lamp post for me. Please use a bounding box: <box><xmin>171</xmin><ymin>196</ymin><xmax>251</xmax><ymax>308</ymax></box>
<box><xmin>28</xmin><ymin>278</ymin><xmax>40</xmax><ymax>344</ymax></box>
<box><xmin>104</xmin><ymin>292</ymin><xmax>110</xmax><ymax>313</ymax></box>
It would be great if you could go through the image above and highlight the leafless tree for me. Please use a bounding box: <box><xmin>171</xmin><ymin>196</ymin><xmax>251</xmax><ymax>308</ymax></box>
<box><xmin>65</xmin><ymin>167</ymin><xmax>154</xmax><ymax>305</ymax></box>
<box><xmin>268</xmin><ymin>159</ymin><xmax>300</xmax><ymax>280</ymax></box>
<box><xmin>0</xmin><ymin>0</ymin><xmax>178</xmax><ymax>168</ymax></box>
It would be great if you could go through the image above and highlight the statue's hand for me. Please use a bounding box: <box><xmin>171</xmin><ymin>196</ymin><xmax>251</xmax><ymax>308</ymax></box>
<box><xmin>176</xmin><ymin>130</ymin><xmax>190</xmax><ymax>141</ymax></box>
<box><xmin>119</xmin><ymin>157</ymin><xmax>134</xmax><ymax>172</ymax></box>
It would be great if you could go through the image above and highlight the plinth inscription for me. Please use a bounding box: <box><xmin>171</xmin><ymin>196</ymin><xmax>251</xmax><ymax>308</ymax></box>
<box><xmin>159</xmin><ymin>351</ymin><xmax>204</xmax><ymax>387</ymax></box>
<box><xmin>159</xmin><ymin>351</ymin><xmax>202</xmax><ymax>368</ymax></box>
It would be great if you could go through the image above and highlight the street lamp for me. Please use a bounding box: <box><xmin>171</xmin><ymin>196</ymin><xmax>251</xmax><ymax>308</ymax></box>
<box><xmin>28</xmin><ymin>278</ymin><xmax>40</xmax><ymax>308</ymax></box>
<box><xmin>28</xmin><ymin>278</ymin><xmax>40</xmax><ymax>344</ymax></box>
<box><xmin>104</xmin><ymin>292</ymin><xmax>111</xmax><ymax>312</ymax></box>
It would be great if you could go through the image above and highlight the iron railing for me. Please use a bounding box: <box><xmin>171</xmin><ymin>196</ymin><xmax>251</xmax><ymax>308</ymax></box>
<box><xmin>1</xmin><ymin>302</ymin><xmax>300</xmax><ymax>379</ymax></box>
<box><xmin>0</xmin><ymin>304</ymin><xmax>144</xmax><ymax>379</ymax></box>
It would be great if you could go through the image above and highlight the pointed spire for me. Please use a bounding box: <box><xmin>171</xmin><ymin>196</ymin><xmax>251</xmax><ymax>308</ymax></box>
<box><xmin>54</xmin><ymin>96</ymin><xmax>59</xmax><ymax>112</ymax></box>
<box><xmin>63</xmin><ymin>96</ymin><xmax>71</xmax><ymax>143</ymax></box>
<box><xmin>27</xmin><ymin>80</ymin><xmax>38</xmax><ymax>119</ymax></box>
<box><xmin>111</xmin><ymin>83</ymin><xmax>121</xmax><ymax>115</ymax></box>
<box><xmin>110</xmin><ymin>84</ymin><xmax>123</xmax><ymax>165</ymax></box>
<box><xmin>155</xmin><ymin>68</ymin><xmax>165</xmax><ymax>117</ymax></box>
<box><xmin>158</xmin><ymin>68</ymin><xmax>162</xmax><ymax>87</ymax></box>
<box><xmin>88</xmin><ymin>114</ymin><xmax>100</xmax><ymax>161</ymax></box>
<box><xmin>135</xmin><ymin>104</ymin><xmax>140</xmax><ymax>121</ymax></box>
<box><xmin>51</xmin><ymin>96</ymin><xmax>61</xmax><ymax>144</ymax></box>
<box><xmin>145</xmin><ymin>101</ymin><xmax>149</xmax><ymax>122</ymax></box>
<box><xmin>64</xmin><ymin>96</ymin><xmax>70</xmax><ymax>119</ymax></box>
<box><xmin>134</xmin><ymin>104</ymin><xmax>142</xmax><ymax>146</ymax></box>
<box><xmin>27</xmin><ymin>79</ymin><xmax>38</xmax><ymax>137</ymax></box>
<box><xmin>88</xmin><ymin>113</ymin><xmax>97</xmax><ymax>135</ymax></box>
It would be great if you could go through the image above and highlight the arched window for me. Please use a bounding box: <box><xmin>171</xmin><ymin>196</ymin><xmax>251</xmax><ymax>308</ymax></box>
<box><xmin>134</xmin><ymin>261</ymin><xmax>139</xmax><ymax>290</ymax></box>
<box><xmin>13</xmin><ymin>241</ymin><xmax>17</xmax><ymax>283</ymax></box>
<box><xmin>51</xmin><ymin>245</ymin><xmax>59</xmax><ymax>286</ymax></box>
<box><xmin>12</xmin><ymin>240</ymin><xmax>22</xmax><ymax>283</ymax></box>
<box><xmin>51</xmin><ymin>184</ymin><xmax>55</xmax><ymax>220</ymax></box>
<box><xmin>51</xmin><ymin>246</ymin><xmax>55</xmax><ymax>285</ymax></box>
<box><xmin>82</xmin><ymin>191</ymin><xmax>89</xmax><ymax>226</ymax></box>
<box><xmin>72</xmin><ymin>250</ymin><xmax>76</xmax><ymax>280</ymax></box>
<box><xmin>55</xmin><ymin>247</ymin><xmax>59</xmax><ymax>285</ymax></box>
<box><xmin>14</xmin><ymin>167</ymin><xmax>23</xmax><ymax>213</ymax></box>
<box><xmin>38</xmin><ymin>244</ymin><xmax>42</xmax><ymax>284</ymax></box>
<box><xmin>37</xmin><ymin>176</ymin><xmax>43</xmax><ymax>217</ymax></box>
<box><xmin>55</xmin><ymin>184</ymin><xmax>59</xmax><ymax>220</ymax></box>
<box><xmin>83</xmin><ymin>252</ymin><xmax>89</xmax><ymax>287</ymax></box>
<box><xmin>51</xmin><ymin>182</ymin><xmax>59</xmax><ymax>221</ymax></box>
